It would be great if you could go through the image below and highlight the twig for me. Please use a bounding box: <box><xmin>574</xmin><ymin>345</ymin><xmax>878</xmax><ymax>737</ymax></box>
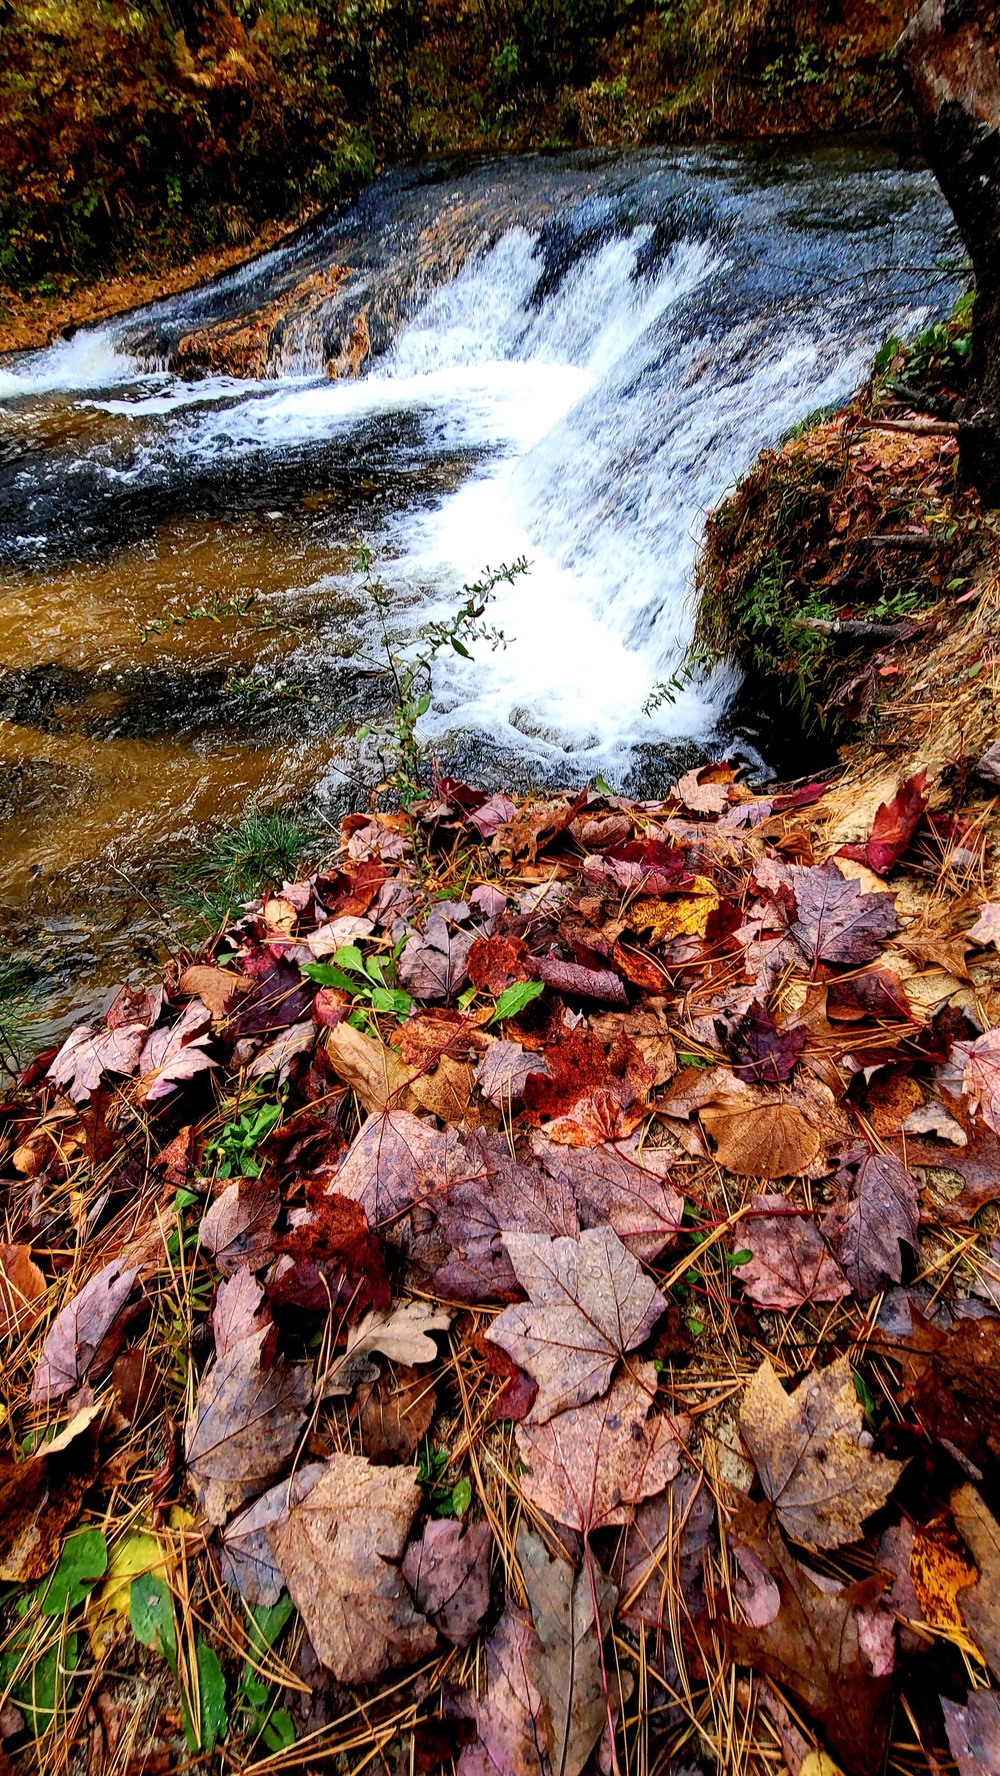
<box><xmin>847</xmin><ymin>417</ymin><xmax>959</xmax><ymax>436</ymax></box>
<box><xmin>789</xmin><ymin>616</ymin><xmax>920</xmax><ymax>642</ymax></box>
<box><xmin>829</xmin><ymin>532</ymin><xmax>937</xmax><ymax>550</ymax></box>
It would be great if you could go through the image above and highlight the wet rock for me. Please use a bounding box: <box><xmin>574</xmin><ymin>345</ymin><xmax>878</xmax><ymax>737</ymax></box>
<box><xmin>170</xmin><ymin>265</ymin><xmax>349</xmax><ymax>378</ymax></box>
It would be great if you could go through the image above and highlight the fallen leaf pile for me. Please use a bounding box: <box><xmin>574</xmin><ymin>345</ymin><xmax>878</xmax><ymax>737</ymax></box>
<box><xmin>2</xmin><ymin>758</ymin><xmax>1000</xmax><ymax>1772</ymax></box>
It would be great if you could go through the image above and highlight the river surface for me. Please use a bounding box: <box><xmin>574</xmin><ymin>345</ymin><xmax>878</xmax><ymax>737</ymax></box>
<box><xmin>0</xmin><ymin>143</ymin><xmax>958</xmax><ymax>1032</ymax></box>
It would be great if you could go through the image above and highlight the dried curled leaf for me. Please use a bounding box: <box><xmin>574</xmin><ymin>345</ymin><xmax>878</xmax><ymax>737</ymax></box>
<box><xmin>739</xmin><ymin>1356</ymin><xmax>904</xmax><ymax>1551</ymax></box>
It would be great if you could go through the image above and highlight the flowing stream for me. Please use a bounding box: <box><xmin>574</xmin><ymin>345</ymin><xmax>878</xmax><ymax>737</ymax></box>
<box><xmin>0</xmin><ymin>143</ymin><xmax>958</xmax><ymax>1026</ymax></box>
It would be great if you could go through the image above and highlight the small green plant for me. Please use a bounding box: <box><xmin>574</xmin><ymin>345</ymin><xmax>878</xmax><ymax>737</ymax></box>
<box><xmin>170</xmin><ymin>806</ymin><xmax>318</xmax><ymax>936</ymax></box>
<box><xmin>223</xmin><ymin>673</ymin><xmax>307</xmax><ymax>704</ymax></box>
<box><xmin>136</xmin><ymin>593</ymin><xmax>260</xmax><ymax>644</ymax></box>
<box><xmin>206</xmin><ymin>1101</ymin><xmax>283</xmax><ymax>1178</ymax></box>
<box><xmin>303</xmin><ymin>942</ymin><xmax>412</xmax><ymax>1022</ymax></box>
<box><xmin>417</xmin><ymin>1441</ymin><xmax>472</xmax><ymax>1518</ymax></box>
<box><xmin>354</xmin><ymin>541</ymin><xmax>523</xmax><ymax>809</ymax></box>
<box><xmin>875</xmin><ymin>289</ymin><xmax>974</xmax><ymax>391</ymax></box>
<box><xmin>489</xmin><ymin>979</ymin><xmax>545</xmax><ymax>1024</ymax></box>
<box><xmin>130</xmin><ymin>1573</ymin><xmax>227</xmax><ymax>1754</ymax></box>
<box><xmin>0</xmin><ymin>956</ymin><xmax>35</xmax><ymax>1079</ymax></box>
<box><xmin>235</xmin><ymin>1596</ymin><xmax>297</xmax><ymax>1752</ymax></box>
<box><xmin>643</xmin><ymin>661</ymin><xmax>694</xmax><ymax>717</ymax></box>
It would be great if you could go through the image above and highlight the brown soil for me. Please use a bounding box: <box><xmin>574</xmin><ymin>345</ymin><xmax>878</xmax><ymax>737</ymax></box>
<box><xmin>0</xmin><ymin>213</ymin><xmax>322</xmax><ymax>358</ymax></box>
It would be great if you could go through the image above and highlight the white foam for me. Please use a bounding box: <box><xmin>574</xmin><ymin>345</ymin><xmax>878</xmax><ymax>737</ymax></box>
<box><xmin>0</xmin><ymin>327</ymin><xmax>135</xmax><ymax>398</ymax></box>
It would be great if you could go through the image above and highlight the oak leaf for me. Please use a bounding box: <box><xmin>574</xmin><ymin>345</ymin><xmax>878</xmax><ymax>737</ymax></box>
<box><xmin>184</xmin><ymin>1326</ymin><xmax>311</xmax><ymax>1524</ymax></box>
<box><xmin>269</xmin><ymin>1455</ymin><xmax>437</xmax><ymax>1683</ymax></box>
<box><xmin>514</xmin><ymin>1363</ymin><xmax>688</xmax><ymax>1532</ymax></box>
<box><xmin>738</xmin><ymin>1356</ymin><xmax>904</xmax><ymax>1551</ymax></box>
<box><xmin>486</xmin><ymin>1228</ymin><xmax>666</xmax><ymax>1422</ymax></box>
<box><xmin>733</xmin><ymin>1196</ymin><xmax>849</xmax><ymax>1310</ymax></box>
<box><xmin>322</xmin><ymin>1300</ymin><xmax>451</xmax><ymax>1399</ymax></box>
<box><xmin>402</xmin><ymin>1518</ymin><xmax>491</xmax><ymax>1648</ymax></box>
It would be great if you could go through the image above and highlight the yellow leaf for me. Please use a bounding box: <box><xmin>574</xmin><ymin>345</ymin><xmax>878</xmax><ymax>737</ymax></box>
<box><xmin>621</xmin><ymin>877</ymin><xmax>720</xmax><ymax>945</ymax></box>
<box><xmin>800</xmin><ymin>1755</ymin><xmax>843</xmax><ymax>1776</ymax></box>
<box><xmin>910</xmin><ymin>1525</ymin><xmax>978</xmax><ymax>1632</ymax></box>
<box><xmin>86</xmin><ymin>1531</ymin><xmax>165</xmax><ymax>1658</ymax></box>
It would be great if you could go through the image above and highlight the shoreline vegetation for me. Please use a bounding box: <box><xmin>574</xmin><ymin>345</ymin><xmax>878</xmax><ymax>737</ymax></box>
<box><xmin>1</xmin><ymin>0</ymin><xmax>911</xmax><ymax>348</ymax></box>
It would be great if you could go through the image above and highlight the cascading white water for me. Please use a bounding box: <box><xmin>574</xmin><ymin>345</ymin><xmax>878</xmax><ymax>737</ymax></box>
<box><xmin>1</xmin><ymin>146</ymin><xmax>958</xmax><ymax>798</ymax></box>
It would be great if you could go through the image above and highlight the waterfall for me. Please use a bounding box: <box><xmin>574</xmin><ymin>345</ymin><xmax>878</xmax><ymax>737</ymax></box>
<box><xmin>1</xmin><ymin>146</ymin><xmax>958</xmax><ymax>795</ymax></box>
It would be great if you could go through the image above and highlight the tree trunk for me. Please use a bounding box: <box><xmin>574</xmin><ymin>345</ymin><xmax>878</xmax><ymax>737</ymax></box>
<box><xmin>897</xmin><ymin>0</ymin><xmax>1000</xmax><ymax>504</ymax></box>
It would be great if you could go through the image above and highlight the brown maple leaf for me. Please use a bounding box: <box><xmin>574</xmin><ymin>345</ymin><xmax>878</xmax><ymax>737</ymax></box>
<box><xmin>732</xmin><ymin>1196</ymin><xmax>849</xmax><ymax>1310</ymax></box>
<box><xmin>514</xmin><ymin>1362</ymin><xmax>688</xmax><ymax>1531</ymax></box>
<box><xmin>486</xmin><ymin>1228</ymin><xmax>666</xmax><ymax>1422</ymax></box>
<box><xmin>739</xmin><ymin>1356</ymin><xmax>904</xmax><ymax>1551</ymax></box>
